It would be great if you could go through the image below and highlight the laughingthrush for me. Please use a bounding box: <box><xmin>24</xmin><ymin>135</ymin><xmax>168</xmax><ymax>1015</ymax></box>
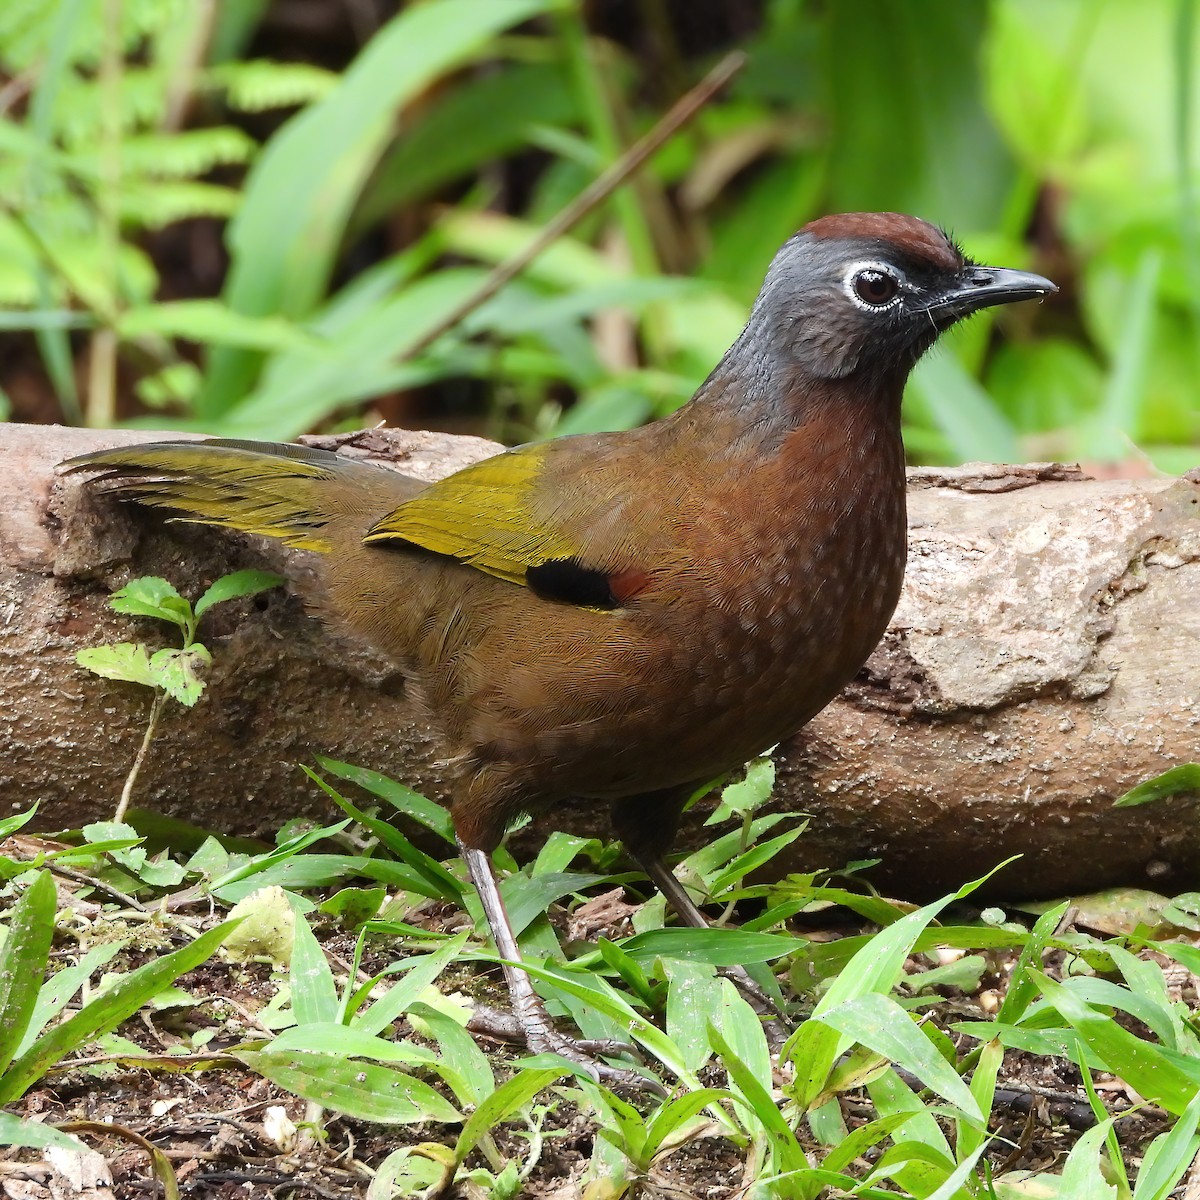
<box><xmin>68</xmin><ymin>213</ymin><xmax>1055</xmax><ymax>1085</ymax></box>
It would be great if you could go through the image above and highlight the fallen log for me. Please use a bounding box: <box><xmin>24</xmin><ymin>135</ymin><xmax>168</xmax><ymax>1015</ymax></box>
<box><xmin>3</xmin><ymin>421</ymin><xmax>1197</xmax><ymax>898</ymax></box>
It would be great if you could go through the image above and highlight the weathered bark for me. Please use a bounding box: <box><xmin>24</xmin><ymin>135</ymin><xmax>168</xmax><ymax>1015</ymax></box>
<box><xmin>2</xmin><ymin>422</ymin><xmax>1198</xmax><ymax>898</ymax></box>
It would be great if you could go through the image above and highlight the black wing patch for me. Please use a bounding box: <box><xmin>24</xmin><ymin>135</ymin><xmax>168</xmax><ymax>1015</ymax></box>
<box><xmin>526</xmin><ymin>558</ymin><xmax>619</xmax><ymax>609</ymax></box>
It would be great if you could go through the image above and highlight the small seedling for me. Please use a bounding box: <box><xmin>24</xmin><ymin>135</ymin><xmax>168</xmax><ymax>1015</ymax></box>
<box><xmin>77</xmin><ymin>569</ymin><xmax>283</xmax><ymax>821</ymax></box>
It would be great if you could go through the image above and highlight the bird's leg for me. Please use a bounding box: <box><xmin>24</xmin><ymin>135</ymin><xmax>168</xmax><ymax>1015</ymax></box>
<box><xmin>612</xmin><ymin>789</ymin><xmax>791</xmax><ymax>1042</ymax></box>
<box><xmin>457</xmin><ymin>840</ymin><xmax>664</xmax><ymax>1094</ymax></box>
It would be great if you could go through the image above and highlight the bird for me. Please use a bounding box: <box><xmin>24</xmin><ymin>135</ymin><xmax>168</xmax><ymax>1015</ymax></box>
<box><xmin>66</xmin><ymin>212</ymin><xmax>1054</xmax><ymax>1087</ymax></box>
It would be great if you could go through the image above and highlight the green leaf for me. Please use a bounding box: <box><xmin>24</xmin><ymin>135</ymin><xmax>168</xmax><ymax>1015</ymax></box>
<box><xmin>1133</xmin><ymin>1087</ymin><xmax>1200</xmax><ymax>1200</ymax></box>
<box><xmin>108</xmin><ymin>577</ymin><xmax>193</xmax><ymax>631</ymax></box>
<box><xmin>0</xmin><ymin>807</ymin><xmax>38</xmax><ymax>839</ymax></box>
<box><xmin>818</xmin><ymin>993</ymin><xmax>982</xmax><ymax>1123</ymax></box>
<box><xmin>13</xmin><ymin>942</ymin><xmax>128</xmax><ymax>1060</ymax></box>
<box><xmin>283</xmin><ymin>907</ymin><xmax>340</xmax><ymax>1022</ymax></box>
<box><xmin>0</xmin><ymin>919</ymin><xmax>240</xmax><ymax>1102</ymax></box>
<box><xmin>351</xmin><ymin>932</ymin><xmax>469</xmax><ymax>1035</ymax></box>
<box><xmin>500</xmin><ymin>872</ymin><xmax>611</xmax><ymax>940</ymax></box>
<box><xmin>0</xmin><ymin>1113</ymin><xmax>86</xmax><ymax>1152</ymax></box>
<box><xmin>305</xmin><ymin>769</ymin><xmax>465</xmax><ymax>902</ymax></box>
<box><xmin>620</xmin><ymin>928</ymin><xmax>797</xmax><ymax>967</ymax></box>
<box><xmin>76</xmin><ymin>643</ymin><xmax>158</xmax><ymax>690</ymax></box>
<box><xmin>790</xmin><ymin>892</ymin><xmax>963</xmax><ymax>1110</ymax></box>
<box><xmin>710</xmin><ymin>755</ymin><xmax>776</xmax><ymax>821</ymax></box>
<box><xmin>453</xmin><ymin>1067</ymin><xmax>568</xmax><ymax>1166</ymax></box>
<box><xmin>664</xmin><ymin>960</ymin><xmax>722</xmax><ymax>1073</ymax></box>
<box><xmin>708</xmin><ymin>1024</ymin><xmax>809</xmax><ymax>1176</ymax></box>
<box><xmin>319</xmin><ymin>887</ymin><xmax>386</xmax><ymax>929</ymax></box>
<box><xmin>314</xmin><ymin>758</ymin><xmax>455</xmax><ymax>844</ymax></box>
<box><xmin>1115</xmin><ymin>764</ymin><xmax>1200</xmax><ymax>806</ymax></box>
<box><xmin>119</xmin><ymin>301</ymin><xmax>324</xmax><ymax>354</ymax></box>
<box><xmin>149</xmin><ymin>645</ymin><xmax>211</xmax><ymax>707</ymax></box>
<box><xmin>0</xmin><ymin>872</ymin><xmax>56</xmax><ymax>1077</ymax></box>
<box><xmin>1058</xmin><ymin>1120</ymin><xmax>1118</xmax><ymax>1200</ymax></box>
<box><xmin>1031</xmin><ymin>970</ymin><xmax>1200</xmax><ymax>1115</ymax></box>
<box><xmin>908</xmin><ymin>351</ymin><xmax>1021</xmax><ymax>464</ymax></box>
<box><xmin>194</xmin><ymin>570</ymin><xmax>286</xmax><ymax>618</ymax></box>
<box><xmin>237</xmin><ymin>1050</ymin><xmax>460</xmax><ymax>1124</ymax></box>
<box><xmin>997</xmin><ymin>900</ymin><xmax>1070</xmax><ymax>1025</ymax></box>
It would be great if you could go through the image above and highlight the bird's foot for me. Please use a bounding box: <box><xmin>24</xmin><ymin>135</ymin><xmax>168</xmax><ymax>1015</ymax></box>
<box><xmin>468</xmin><ymin>1004</ymin><xmax>666</xmax><ymax>1096</ymax></box>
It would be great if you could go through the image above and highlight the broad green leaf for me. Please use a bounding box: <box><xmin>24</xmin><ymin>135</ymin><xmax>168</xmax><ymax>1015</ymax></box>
<box><xmin>118</xmin><ymin>302</ymin><xmax>323</xmax><ymax>354</ymax></box>
<box><xmin>790</xmin><ymin>883</ymin><xmax>977</xmax><ymax>1110</ymax></box>
<box><xmin>351</xmin><ymin>932</ymin><xmax>469</xmax><ymax>1036</ymax></box>
<box><xmin>453</xmin><ymin>1067</ymin><xmax>568</xmax><ymax>1166</ymax></box>
<box><xmin>108</xmin><ymin>577</ymin><xmax>192</xmax><ymax>630</ymax></box>
<box><xmin>1115</xmin><ymin>764</ymin><xmax>1200</xmax><ymax>807</ymax></box>
<box><xmin>212</xmin><ymin>855</ymin><xmax>429</xmax><ymax>904</ymax></box>
<box><xmin>238</xmin><ymin>1050</ymin><xmax>460</xmax><ymax>1124</ymax></box>
<box><xmin>76</xmin><ymin>643</ymin><xmax>158</xmax><ymax>690</ymax></box>
<box><xmin>0</xmin><ymin>872</ymin><xmax>56</xmax><ymax>1076</ymax></box>
<box><xmin>620</xmin><ymin>928</ymin><xmax>797</xmax><ymax>967</ymax></box>
<box><xmin>268</xmin><ymin>1022</ymin><xmax>426</xmax><ymax>1062</ymax></box>
<box><xmin>318</xmin><ymin>887</ymin><xmax>386</xmax><ymax>929</ymax></box>
<box><xmin>821</xmin><ymin>993</ymin><xmax>982</xmax><ymax>1123</ymax></box>
<box><xmin>711</xmin><ymin>755</ymin><xmax>776</xmax><ymax>820</ymax></box>
<box><xmin>287</xmin><ymin>911</ymin><xmax>337</xmax><ymax>1023</ymax></box>
<box><xmin>664</xmin><ymin>960</ymin><xmax>722</xmax><ymax>1073</ymax></box>
<box><xmin>149</xmin><ymin>645</ymin><xmax>211</xmax><ymax>707</ymax></box>
<box><xmin>0</xmin><ymin>807</ymin><xmax>38</xmax><ymax>839</ymax></box>
<box><xmin>708</xmin><ymin>1024</ymin><xmax>809</xmax><ymax>1177</ymax></box>
<box><xmin>868</xmin><ymin>1069</ymin><xmax>953</xmax><ymax>1160</ymax></box>
<box><xmin>0</xmin><ymin>1113</ymin><xmax>86</xmax><ymax>1152</ymax></box>
<box><xmin>194</xmin><ymin>570</ymin><xmax>285</xmax><ymax>618</ymax></box>
<box><xmin>909</xmin><ymin>351</ymin><xmax>1021</xmax><ymax>464</ymax></box>
<box><xmin>500</xmin><ymin>872</ymin><xmax>611</xmax><ymax>940</ymax></box>
<box><xmin>1058</xmin><ymin>1120</ymin><xmax>1118</xmax><ymax>1200</ymax></box>
<box><xmin>407</xmin><ymin>1001</ymin><xmax>493</xmax><ymax>1109</ymax></box>
<box><xmin>1133</xmin><ymin>1088</ymin><xmax>1200</xmax><ymax>1200</ymax></box>
<box><xmin>314</xmin><ymin>758</ymin><xmax>455</xmax><ymax>844</ymax></box>
<box><xmin>1032</xmin><ymin>970</ymin><xmax>1200</xmax><ymax>1115</ymax></box>
<box><xmin>1085</xmin><ymin>248</ymin><xmax>1161</xmax><ymax>460</ymax></box>
<box><xmin>0</xmin><ymin>920</ymin><xmax>240</xmax><ymax>1102</ymax></box>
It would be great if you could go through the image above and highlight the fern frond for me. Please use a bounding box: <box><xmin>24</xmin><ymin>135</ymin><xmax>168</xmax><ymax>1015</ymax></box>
<box><xmin>204</xmin><ymin>60</ymin><xmax>338</xmax><ymax>113</ymax></box>
<box><xmin>118</xmin><ymin>181</ymin><xmax>241</xmax><ymax>228</ymax></box>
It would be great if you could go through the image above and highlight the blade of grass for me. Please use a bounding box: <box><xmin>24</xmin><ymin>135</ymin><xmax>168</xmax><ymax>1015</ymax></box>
<box><xmin>0</xmin><ymin>919</ymin><xmax>241</xmax><ymax>1102</ymax></box>
<box><xmin>0</xmin><ymin>872</ymin><xmax>56</xmax><ymax>1076</ymax></box>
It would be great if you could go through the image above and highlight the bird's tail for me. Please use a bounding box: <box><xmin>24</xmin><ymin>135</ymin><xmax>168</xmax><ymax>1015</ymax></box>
<box><xmin>64</xmin><ymin>438</ymin><xmax>423</xmax><ymax>552</ymax></box>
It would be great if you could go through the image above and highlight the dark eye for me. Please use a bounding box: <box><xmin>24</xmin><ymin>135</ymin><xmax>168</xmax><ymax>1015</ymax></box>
<box><xmin>852</xmin><ymin>268</ymin><xmax>900</xmax><ymax>308</ymax></box>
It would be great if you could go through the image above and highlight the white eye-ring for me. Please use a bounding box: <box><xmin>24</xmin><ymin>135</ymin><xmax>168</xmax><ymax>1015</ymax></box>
<box><xmin>843</xmin><ymin>261</ymin><xmax>903</xmax><ymax>312</ymax></box>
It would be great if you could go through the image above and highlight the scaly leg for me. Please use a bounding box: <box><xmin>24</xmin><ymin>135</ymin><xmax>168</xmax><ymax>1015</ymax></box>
<box><xmin>612</xmin><ymin>788</ymin><xmax>792</xmax><ymax>1043</ymax></box>
<box><xmin>458</xmin><ymin>840</ymin><xmax>665</xmax><ymax>1095</ymax></box>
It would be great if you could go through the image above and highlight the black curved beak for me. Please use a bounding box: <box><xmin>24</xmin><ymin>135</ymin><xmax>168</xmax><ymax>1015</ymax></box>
<box><xmin>928</xmin><ymin>266</ymin><xmax>1058</xmax><ymax>323</ymax></box>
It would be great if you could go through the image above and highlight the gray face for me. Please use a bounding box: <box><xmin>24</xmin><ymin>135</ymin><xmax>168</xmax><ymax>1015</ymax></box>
<box><xmin>747</xmin><ymin>225</ymin><xmax>1054</xmax><ymax>383</ymax></box>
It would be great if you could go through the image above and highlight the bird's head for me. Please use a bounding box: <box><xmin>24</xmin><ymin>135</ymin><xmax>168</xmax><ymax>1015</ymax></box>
<box><xmin>747</xmin><ymin>212</ymin><xmax>1056</xmax><ymax>384</ymax></box>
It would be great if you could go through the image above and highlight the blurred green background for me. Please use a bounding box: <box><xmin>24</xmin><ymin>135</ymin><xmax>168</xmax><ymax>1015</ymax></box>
<box><xmin>0</xmin><ymin>0</ymin><xmax>1196</xmax><ymax>473</ymax></box>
